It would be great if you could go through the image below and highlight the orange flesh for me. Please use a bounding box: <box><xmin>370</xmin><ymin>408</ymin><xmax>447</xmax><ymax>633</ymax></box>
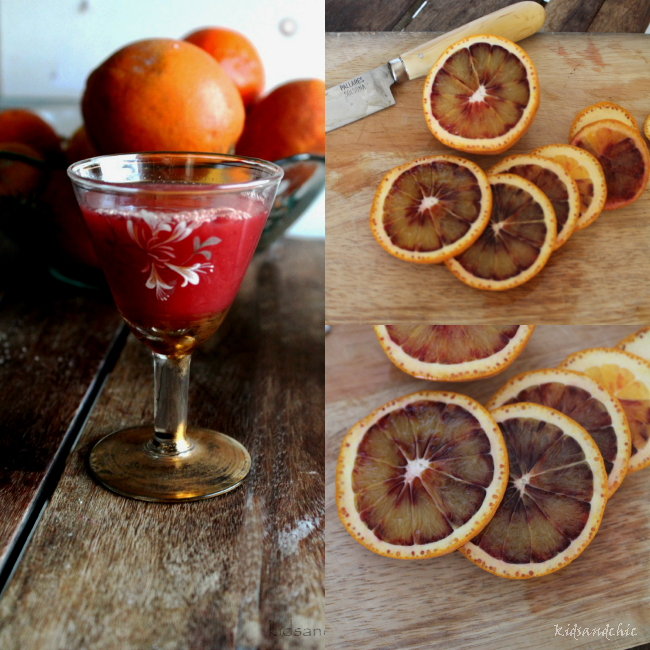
<box><xmin>382</xmin><ymin>161</ymin><xmax>483</xmax><ymax>252</ymax></box>
<box><xmin>573</xmin><ymin>128</ymin><xmax>646</xmax><ymax>207</ymax></box>
<box><xmin>501</xmin><ymin>164</ymin><xmax>570</xmax><ymax>233</ymax></box>
<box><xmin>385</xmin><ymin>325</ymin><xmax>520</xmax><ymax>364</ymax></box>
<box><xmin>581</xmin><ymin>364</ymin><xmax>650</xmax><ymax>458</ymax></box>
<box><xmin>429</xmin><ymin>43</ymin><xmax>530</xmax><ymax>139</ymax></box>
<box><xmin>576</xmin><ymin>178</ymin><xmax>594</xmax><ymax>214</ymax></box>
<box><xmin>454</xmin><ymin>182</ymin><xmax>549</xmax><ymax>280</ymax></box>
<box><xmin>472</xmin><ymin>417</ymin><xmax>592</xmax><ymax>563</ymax></box>
<box><xmin>503</xmin><ymin>382</ymin><xmax>616</xmax><ymax>475</ymax></box>
<box><xmin>352</xmin><ymin>401</ymin><xmax>493</xmax><ymax>545</ymax></box>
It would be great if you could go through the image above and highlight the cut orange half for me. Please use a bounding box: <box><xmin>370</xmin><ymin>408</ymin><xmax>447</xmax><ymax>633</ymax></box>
<box><xmin>488</xmin><ymin>154</ymin><xmax>580</xmax><ymax>250</ymax></box>
<box><xmin>487</xmin><ymin>368</ymin><xmax>631</xmax><ymax>496</ymax></box>
<box><xmin>460</xmin><ymin>402</ymin><xmax>607</xmax><ymax>579</ymax></box>
<box><xmin>531</xmin><ymin>144</ymin><xmax>607</xmax><ymax>231</ymax></box>
<box><xmin>570</xmin><ymin>119</ymin><xmax>650</xmax><ymax>211</ymax></box>
<box><xmin>560</xmin><ymin>347</ymin><xmax>650</xmax><ymax>473</ymax></box>
<box><xmin>336</xmin><ymin>391</ymin><xmax>508</xmax><ymax>559</ymax></box>
<box><xmin>374</xmin><ymin>325</ymin><xmax>535</xmax><ymax>381</ymax></box>
<box><xmin>423</xmin><ymin>35</ymin><xmax>540</xmax><ymax>154</ymax></box>
<box><xmin>445</xmin><ymin>173</ymin><xmax>556</xmax><ymax>291</ymax></box>
<box><xmin>617</xmin><ymin>326</ymin><xmax>650</xmax><ymax>361</ymax></box>
<box><xmin>569</xmin><ymin>101</ymin><xmax>638</xmax><ymax>142</ymax></box>
<box><xmin>370</xmin><ymin>155</ymin><xmax>492</xmax><ymax>264</ymax></box>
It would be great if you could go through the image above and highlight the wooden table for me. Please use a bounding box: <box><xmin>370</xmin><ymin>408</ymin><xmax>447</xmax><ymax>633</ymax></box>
<box><xmin>326</xmin><ymin>0</ymin><xmax>650</xmax><ymax>33</ymax></box>
<box><xmin>0</xmin><ymin>235</ymin><xmax>324</xmax><ymax>650</ymax></box>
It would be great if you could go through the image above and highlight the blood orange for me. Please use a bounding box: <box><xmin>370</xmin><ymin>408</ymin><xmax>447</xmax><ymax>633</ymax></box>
<box><xmin>370</xmin><ymin>156</ymin><xmax>492</xmax><ymax>264</ymax></box>
<box><xmin>617</xmin><ymin>327</ymin><xmax>650</xmax><ymax>361</ymax></box>
<box><xmin>423</xmin><ymin>35</ymin><xmax>540</xmax><ymax>154</ymax></box>
<box><xmin>569</xmin><ymin>101</ymin><xmax>637</xmax><ymax>142</ymax></box>
<box><xmin>336</xmin><ymin>391</ymin><xmax>508</xmax><ymax>559</ymax></box>
<box><xmin>570</xmin><ymin>119</ymin><xmax>650</xmax><ymax>211</ymax></box>
<box><xmin>560</xmin><ymin>347</ymin><xmax>650</xmax><ymax>473</ymax></box>
<box><xmin>445</xmin><ymin>173</ymin><xmax>556</xmax><ymax>291</ymax></box>
<box><xmin>488</xmin><ymin>154</ymin><xmax>580</xmax><ymax>250</ymax></box>
<box><xmin>531</xmin><ymin>144</ymin><xmax>607</xmax><ymax>231</ymax></box>
<box><xmin>460</xmin><ymin>402</ymin><xmax>607</xmax><ymax>579</ymax></box>
<box><xmin>487</xmin><ymin>368</ymin><xmax>631</xmax><ymax>496</ymax></box>
<box><xmin>374</xmin><ymin>325</ymin><xmax>534</xmax><ymax>381</ymax></box>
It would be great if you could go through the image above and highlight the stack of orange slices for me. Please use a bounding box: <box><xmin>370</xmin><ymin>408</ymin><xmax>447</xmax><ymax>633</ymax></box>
<box><xmin>336</xmin><ymin>325</ymin><xmax>650</xmax><ymax>579</ymax></box>
<box><xmin>370</xmin><ymin>33</ymin><xmax>648</xmax><ymax>292</ymax></box>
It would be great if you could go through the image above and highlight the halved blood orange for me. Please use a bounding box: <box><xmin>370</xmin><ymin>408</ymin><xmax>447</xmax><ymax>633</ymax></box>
<box><xmin>374</xmin><ymin>325</ymin><xmax>535</xmax><ymax>381</ymax></box>
<box><xmin>617</xmin><ymin>326</ymin><xmax>650</xmax><ymax>361</ymax></box>
<box><xmin>570</xmin><ymin>119</ymin><xmax>650</xmax><ymax>211</ymax></box>
<box><xmin>560</xmin><ymin>348</ymin><xmax>650</xmax><ymax>473</ymax></box>
<box><xmin>531</xmin><ymin>144</ymin><xmax>607</xmax><ymax>231</ymax></box>
<box><xmin>423</xmin><ymin>35</ymin><xmax>540</xmax><ymax>154</ymax></box>
<box><xmin>445</xmin><ymin>173</ymin><xmax>556</xmax><ymax>291</ymax></box>
<box><xmin>370</xmin><ymin>155</ymin><xmax>492</xmax><ymax>264</ymax></box>
<box><xmin>460</xmin><ymin>402</ymin><xmax>607</xmax><ymax>579</ymax></box>
<box><xmin>488</xmin><ymin>154</ymin><xmax>580</xmax><ymax>249</ymax></box>
<box><xmin>336</xmin><ymin>391</ymin><xmax>508</xmax><ymax>559</ymax></box>
<box><xmin>487</xmin><ymin>368</ymin><xmax>631</xmax><ymax>496</ymax></box>
<box><xmin>569</xmin><ymin>101</ymin><xmax>638</xmax><ymax>142</ymax></box>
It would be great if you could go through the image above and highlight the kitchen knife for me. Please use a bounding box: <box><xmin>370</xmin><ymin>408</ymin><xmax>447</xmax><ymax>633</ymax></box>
<box><xmin>325</xmin><ymin>1</ymin><xmax>546</xmax><ymax>133</ymax></box>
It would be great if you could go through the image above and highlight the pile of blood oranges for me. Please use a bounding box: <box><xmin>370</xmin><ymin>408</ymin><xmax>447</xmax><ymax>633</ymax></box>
<box><xmin>371</xmin><ymin>34</ymin><xmax>650</xmax><ymax>292</ymax></box>
<box><xmin>0</xmin><ymin>26</ymin><xmax>324</xmax><ymax>270</ymax></box>
<box><xmin>336</xmin><ymin>325</ymin><xmax>650</xmax><ymax>579</ymax></box>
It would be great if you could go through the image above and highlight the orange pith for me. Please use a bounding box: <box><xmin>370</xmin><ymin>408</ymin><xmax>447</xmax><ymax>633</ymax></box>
<box><xmin>617</xmin><ymin>326</ymin><xmax>650</xmax><ymax>362</ymax></box>
<box><xmin>489</xmin><ymin>154</ymin><xmax>580</xmax><ymax>249</ymax></box>
<box><xmin>487</xmin><ymin>368</ymin><xmax>631</xmax><ymax>497</ymax></box>
<box><xmin>370</xmin><ymin>156</ymin><xmax>492</xmax><ymax>264</ymax></box>
<box><xmin>373</xmin><ymin>325</ymin><xmax>535</xmax><ymax>381</ymax></box>
<box><xmin>336</xmin><ymin>391</ymin><xmax>508</xmax><ymax>559</ymax></box>
<box><xmin>570</xmin><ymin>119</ymin><xmax>650</xmax><ymax>211</ymax></box>
<box><xmin>531</xmin><ymin>144</ymin><xmax>607</xmax><ymax>231</ymax></box>
<box><xmin>423</xmin><ymin>35</ymin><xmax>539</xmax><ymax>154</ymax></box>
<box><xmin>569</xmin><ymin>101</ymin><xmax>638</xmax><ymax>142</ymax></box>
<box><xmin>445</xmin><ymin>173</ymin><xmax>556</xmax><ymax>291</ymax></box>
<box><xmin>460</xmin><ymin>403</ymin><xmax>607</xmax><ymax>579</ymax></box>
<box><xmin>644</xmin><ymin>113</ymin><xmax>650</xmax><ymax>141</ymax></box>
<box><xmin>560</xmin><ymin>348</ymin><xmax>650</xmax><ymax>473</ymax></box>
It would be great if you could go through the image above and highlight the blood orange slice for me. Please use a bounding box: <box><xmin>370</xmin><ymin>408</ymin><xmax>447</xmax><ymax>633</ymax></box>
<box><xmin>336</xmin><ymin>391</ymin><xmax>508</xmax><ymax>559</ymax></box>
<box><xmin>487</xmin><ymin>368</ymin><xmax>631</xmax><ymax>496</ymax></box>
<box><xmin>569</xmin><ymin>101</ymin><xmax>638</xmax><ymax>142</ymax></box>
<box><xmin>531</xmin><ymin>144</ymin><xmax>607</xmax><ymax>231</ymax></box>
<box><xmin>560</xmin><ymin>348</ymin><xmax>650</xmax><ymax>473</ymax></box>
<box><xmin>570</xmin><ymin>119</ymin><xmax>650</xmax><ymax>211</ymax></box>
<box><xmin>460</xmin><ymin>402</ymin><xmax>607</xmax><ymax>579</ymax></box>
<box><xmin>617</xmin><ymin>327</ymin><xmax>650</xmax><ymax>361</ymax></box>
<box><xmin>445</xmin><ymin>173</ymin><xmax>556</xmax><ymax>291</ymax></box>
<box><xmin>374</xmin><ymin>325</ymin><xmax>535</xmax><ymax>381</ymax></box>
<box><xmin>370</xmin><ymin>155</ymin><xmax>492</xmax><ymax>264</ymax></box>
<box><xmin>423</xmin><ymin>35</ymin><xmax>540</xmax><ymax>154</ymax></box>
<box><xmin>644</xmin><ymin>113</ymin><xmax>650</xmax><ymax>141</ymax></box>
<box><xmin>489</xmin><ymin>154</ymin><xmax>580</xmax><ymax>249</ymax></box>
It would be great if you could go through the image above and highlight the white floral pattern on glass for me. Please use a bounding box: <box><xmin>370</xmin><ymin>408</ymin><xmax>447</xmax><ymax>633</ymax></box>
<box><xmin>124</xmin><ymin>209</ymin><xmax>222</xmax><ymax>301</ymax></box>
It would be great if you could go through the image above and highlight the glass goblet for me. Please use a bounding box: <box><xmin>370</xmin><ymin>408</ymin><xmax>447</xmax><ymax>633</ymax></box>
<box><xmin>68</xmin><ymin>152</ymin><xmax>283</xmax><ymax>502</ymax></box>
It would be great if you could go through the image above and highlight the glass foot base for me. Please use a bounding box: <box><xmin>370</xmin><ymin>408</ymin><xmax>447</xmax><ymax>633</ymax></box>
<box><xmin>88</xmin><ymin>426</ymin><xmax>251</xmax><ymax>502</ymax></box>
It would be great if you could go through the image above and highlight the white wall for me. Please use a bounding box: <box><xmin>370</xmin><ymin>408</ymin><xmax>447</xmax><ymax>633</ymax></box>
<box><xmin>0</xmin><ymin>0</ymin><xmax>324</xmax><ymax>237</ymax></box>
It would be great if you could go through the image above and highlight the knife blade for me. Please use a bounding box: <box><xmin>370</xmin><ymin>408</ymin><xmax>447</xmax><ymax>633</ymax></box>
<box><xmin>325</xmin><ymin>1</ymin><xmax>546</xmax><ymax>133</ymax></box>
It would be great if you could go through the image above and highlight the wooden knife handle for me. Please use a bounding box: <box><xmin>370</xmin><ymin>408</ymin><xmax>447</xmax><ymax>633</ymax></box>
<box><xmin>398</xmin><ymin>1</ymin><xmax>546</xmax><ymax>81</ymax></box>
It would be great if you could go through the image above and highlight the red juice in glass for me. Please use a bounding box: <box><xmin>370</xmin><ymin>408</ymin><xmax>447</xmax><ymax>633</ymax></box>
<box><xmin>80</xmin><ymin>185</ymin><xmax>267</xmax><ymax>355</ymax></box>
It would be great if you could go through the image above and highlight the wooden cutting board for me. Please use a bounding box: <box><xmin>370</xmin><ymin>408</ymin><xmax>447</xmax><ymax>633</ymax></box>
<box><xmin>326</xmin><ymin>324</ymin><xmax>650</xmax><ymax>650</ymax></box>
<box><xmin>326</xmin><ymin>33</ymin><xmax>650</xmax><ymax>323</ymax></box>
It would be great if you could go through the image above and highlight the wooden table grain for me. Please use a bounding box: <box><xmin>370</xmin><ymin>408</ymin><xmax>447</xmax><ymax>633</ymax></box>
<box><xmin>325</xmin><ymin>0</ymin><xmax>650</xmax><ymax>33</ymax></box>
<box><xmin>0</xmin><ymin>238</ymin><xmax>325</xmax><ymax>650</ymax></box>
<box><xmin>0</xmin><ymin>236</ymin><xmax>124</xmax><ymax>585</ymax></box>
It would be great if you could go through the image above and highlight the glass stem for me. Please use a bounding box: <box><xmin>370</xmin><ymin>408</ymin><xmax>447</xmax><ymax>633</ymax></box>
<box><xmin>149</xmin><ymin>352</ymin><xmax>193</xmax><ymax>455</ymax></box>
